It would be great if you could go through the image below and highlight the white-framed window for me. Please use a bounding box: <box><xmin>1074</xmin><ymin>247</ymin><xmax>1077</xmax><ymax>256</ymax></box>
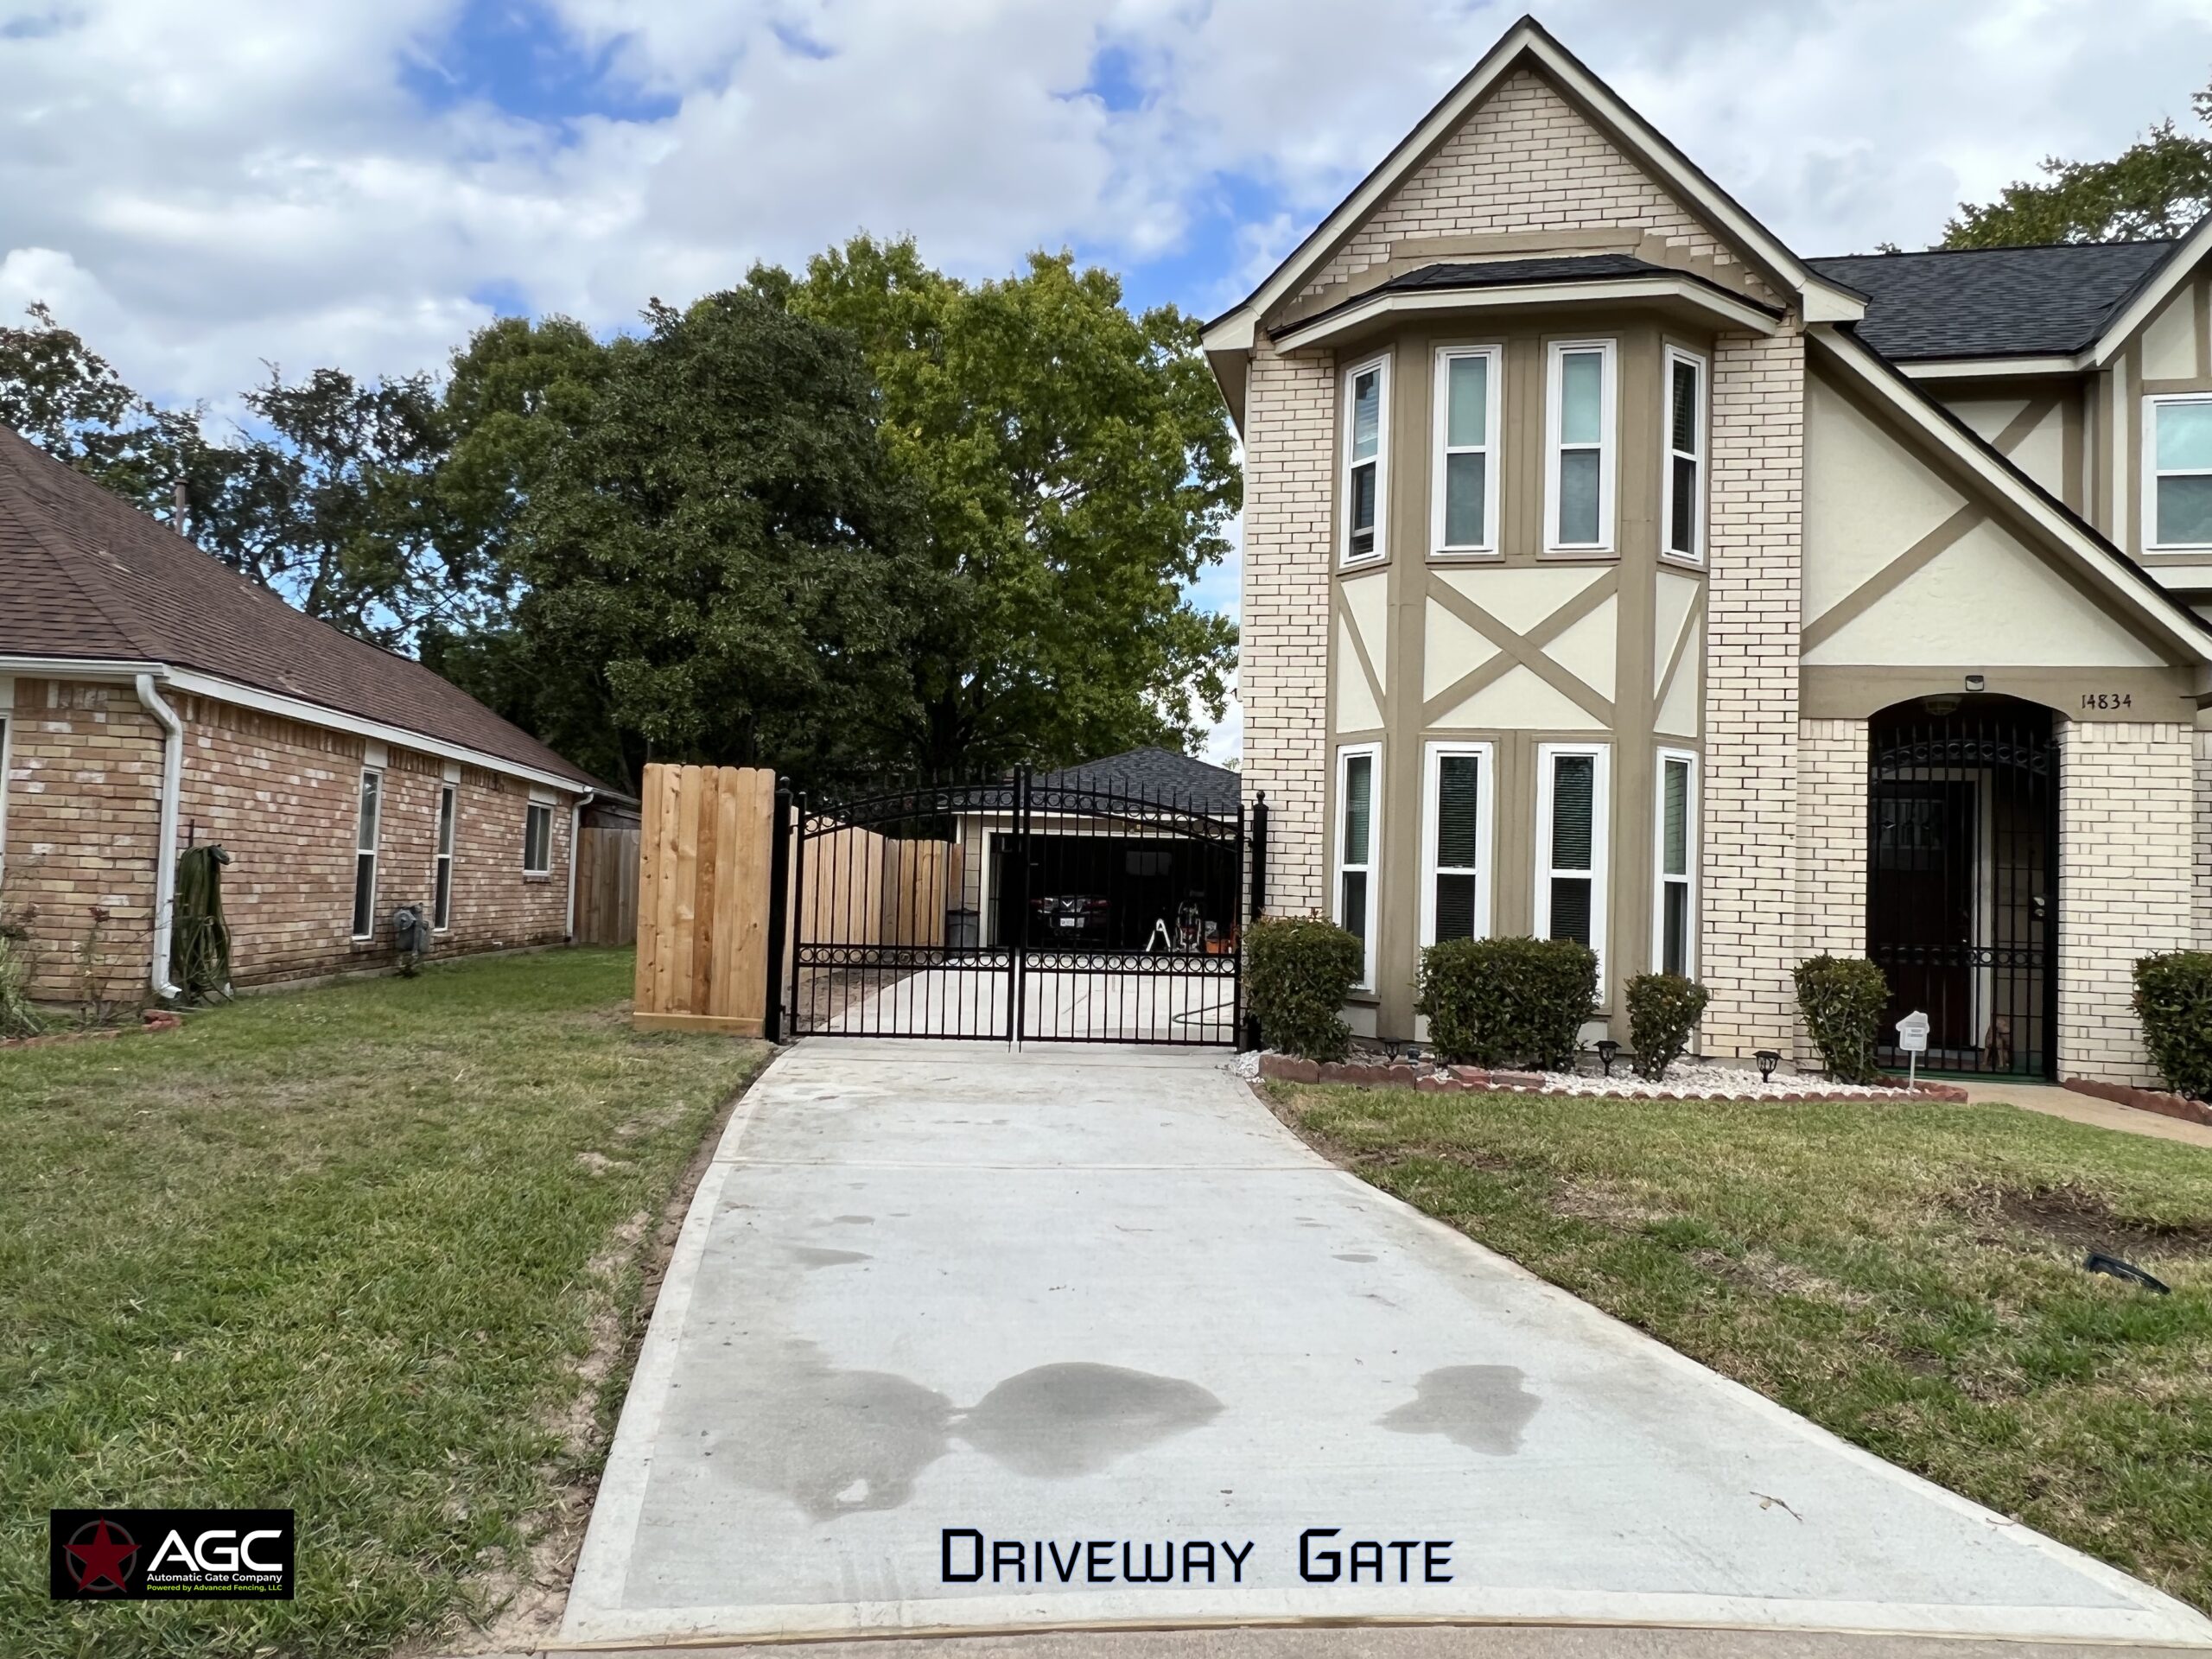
<box><xmin>1340</xmin><ymin>354</ymin><xmax>1389</xmax><ymax>565</ymax></box>
<box><xmin>2145</xmin><ymin>393</ymin><xmax>2212</xmax><ymax>547</ymax></box>
<box><xmin>1652</xmin><ymin>749</ymin><xmax>1697</xmax><ymax>978</ymax></box>
<box><xmin>1333</xmin><ymin>744</ymin><xmax>1380</xmax><ymax>988</ymax></box>
<box><xmin>1545</xmin><ymin>340</ymin><xmax>1617</xmax><ymax>552</ymax></box>
<box><xmin>433</xmin><ymin>783</ymin><xmax>457</xmax><ymax>932</ymax></box>
<box><xmin>1535</xmin><ymin>742</ymin><xmax>1609</xmax><ymax>977</ymax></box>
<box><xmin>524</xmin><ymin>800</ymin><xmax>554</xmax><ymax>876</ymax></box>
<box><xmin>351</xmin><ymin>769</ymin><xmax>382</xmax><ymax>940</ymax></box>
<box><xmin>1662</xmin><ymin>347</ymin><xmax>1707</xmax><ymax>563</ymax></box>
<box><xmin>1419</xmin><ymin>741</ymin><xmax>1494</xmax><ymax>946</ymax></box>
<box><xmin>1431</xmin><ymin>345</ymin><xmax>1502</xmax><ymax>556</ymax></box>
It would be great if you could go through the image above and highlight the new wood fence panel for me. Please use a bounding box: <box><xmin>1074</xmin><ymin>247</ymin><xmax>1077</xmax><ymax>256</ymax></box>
<box><xmin>633</xmin><ymin>762</ymin><xmax>775</xmax><ymax>1035</ymax></box>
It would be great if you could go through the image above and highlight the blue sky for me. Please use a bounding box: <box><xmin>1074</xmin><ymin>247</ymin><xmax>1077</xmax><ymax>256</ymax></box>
<box><xmin>7</xmin><ymin>0</ymin><xmax>2212</xmax><ymax>757</ymax></box>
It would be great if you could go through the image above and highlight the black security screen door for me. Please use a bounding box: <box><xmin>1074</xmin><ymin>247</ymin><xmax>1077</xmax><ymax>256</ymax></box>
<box><xmin>779</xmin><ymin>768</ymin><xmax>1258</xmax><ymax>1046</ymax></box>
<box><xmin>1866</xmin><ymin>697</ymin><xmax>2057</xmax><ymax>1079</ymax></box>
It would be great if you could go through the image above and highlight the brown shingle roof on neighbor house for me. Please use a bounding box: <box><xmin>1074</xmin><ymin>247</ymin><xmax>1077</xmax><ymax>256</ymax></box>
<box><xmin>0</xmin><ymin>424</ymin><xmax>600</xmax><ymax>789</ymax></box>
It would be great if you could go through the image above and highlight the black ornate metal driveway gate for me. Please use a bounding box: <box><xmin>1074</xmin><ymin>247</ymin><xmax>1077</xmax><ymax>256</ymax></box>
<box><xmin>769</xmin><ymin>768</ymin><xmax>1260</xmax><ymax>1046</ymax></box>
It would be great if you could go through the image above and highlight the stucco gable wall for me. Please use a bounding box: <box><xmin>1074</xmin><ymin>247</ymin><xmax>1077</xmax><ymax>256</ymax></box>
<box><xmin>1298</xmin><ymin>67</ymin><xmax>1778</xmax><ymax>308</ymax></box>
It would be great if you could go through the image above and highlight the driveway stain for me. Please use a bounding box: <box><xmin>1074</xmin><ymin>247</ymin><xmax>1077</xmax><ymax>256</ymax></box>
<box><xmin>831</xmin><ymin>1215</ymin><xmax>874</xmax><ymax>1225</ymax></box>
<box><xmin>791</xmin><ymin>1247</ymin><xmax>871</xmax><ymax>1268</ymax></box>
<box><xmin>1334</xmin><ymin>1252</ymin><xmax>1378</xmax><ymax>1263</ymax></box>
<box><xmin>1380</xmin><ymin>1365</ymin><xmax>1541</xmax><ymax>1455</ymax></box>
<box><xmin>955</xmin><ymin>1363</ymin><xmax>1223</xmax><ymax>1478</ymax></box>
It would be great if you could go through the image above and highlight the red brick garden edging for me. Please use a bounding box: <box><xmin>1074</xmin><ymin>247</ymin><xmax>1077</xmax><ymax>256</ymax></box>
<box><xmin>1256</xmin><ymin>1052</ymin><xmax>1969</xmax><ymax>1103</ymax></box>
<box><xmin>2063</xmin><ymin>1077</ymin><xmax>2212</xmax><ymax>1128</ymax></box>
<box><xmin>0</xmin><ymin>1008</ymin><xmax>182</xmax><ymax>1052</ymax></box>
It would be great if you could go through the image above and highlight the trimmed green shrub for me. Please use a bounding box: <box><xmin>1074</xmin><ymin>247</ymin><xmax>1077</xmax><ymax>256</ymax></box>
<box><xmin>1245</xmin><ymin>916</ymin><xmax>1363</xmax><ymax>1061</ymax></box>
<box><xmin>2133</xmin><ymin>950</ymin><xmax>2212</xmax><ymax>1101</ymax></box>
<box><xmin>1419</xmin><ymin>935</ymin><xmax>1596</xmax><ymax>1070</ymax></box>
<box><xmin>1626</xmin><ymin>973</ymin><xmax>1708</xmax><ymax>1080</ymax></box>
<box><xmin>1793</xmin><ymin>955</ymin><xmax>1890</xmax><ymax>1084</ymax></box>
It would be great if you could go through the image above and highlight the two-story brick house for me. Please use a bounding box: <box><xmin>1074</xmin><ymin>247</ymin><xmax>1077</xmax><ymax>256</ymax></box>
<box><xmin>1208</xmin><ymin>16</ymin><xmax>2212</xmax><ymax>1084</ymax></box>
<box><xmin>0</xmin><ymin>425</ymin><xmax>608</xmax><ymax>1004</ymax></box>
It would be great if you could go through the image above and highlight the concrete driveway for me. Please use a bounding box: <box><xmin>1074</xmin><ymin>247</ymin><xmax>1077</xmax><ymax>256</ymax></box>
<box><xmin>562</xmin><ymin>1042</ymin><xmax>2212</xmax><ymax>1649</ymax></box>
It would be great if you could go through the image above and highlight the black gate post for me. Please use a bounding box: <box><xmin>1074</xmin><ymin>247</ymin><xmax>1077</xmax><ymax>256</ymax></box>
<box><xmin>786</xmin><ymin>791</ymin><xmax>808</xmax><ymax>1039</ymax></box>
<box><xmin>1249</xmin><ymin>791</ymin><xmax>1268</xmax><ymax>920</ymax></box>
<box><xmin>1008</xmin><ymin>766</ymin><xmax>1033</xmax><ymax>1047</ymax></box>
<box><xmin>763</xmin><ymin>779</ymin><xmax>793</xmax><ymax>1043</ymax></box>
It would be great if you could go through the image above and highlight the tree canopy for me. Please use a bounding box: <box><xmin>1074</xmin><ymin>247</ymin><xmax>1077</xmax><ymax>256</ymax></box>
<box><xmin>1945</xmin><ymin>84</ymin><xmax>2212</xmax><ymax>246</ymax></box>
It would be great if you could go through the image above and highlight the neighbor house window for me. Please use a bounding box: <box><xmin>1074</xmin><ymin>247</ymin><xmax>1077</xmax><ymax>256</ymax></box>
<box><xmin>1431</xmin><ymin>346</ymin><xmax>1501</xmax><ymax>556</ymax></box>
<box><xmin>1535</xmin><ymin>742</ymin><xmax>1609</xmax><ymax>976</ymax></box>
<box><xmin>1662</xmin><ymin>348</ymin><xmax>1706</xmax><ymax>562</ymax></box>
<box><xmin>1653</xmin><ymin>749</ymin><xmax>1697</xmax><ymax>977</ymax></box>
<box><xmin>1546</xmin><ymin>340</ymin><xmax>1616</xmax><ymax>551</ymax></box>
<box><xmin>433</xmin><ymin>783</ymin><xmax>456</xmax><ymax>931</ymax></box>
<box><xmin>1341</xmin><ymin>356</ymin><xmax>1389</xmax><ymax>564</ymax></box>
<box><xmin>2146</xmin><ymin>394</ymin><xmax>2212</xmax><ymax>546</ymax></box>
<box><xmin>351</xmin><ymin>769</ymin><xmax>382</xmax><ymax>940</ymax></box>
<box><xmin>1420</xmin><ymin>741</ymin><xmax>1493</xmax><ymax>945</ymax></box>
<box><xmin>1334</xmin><ymin>745</ymin><xmax>1379</xmax><ymax>988</ymax></box>
<box><xmin>524</xmin><ymin>800</ymin><xmax>553</xmax><ymax>876</ymax></box>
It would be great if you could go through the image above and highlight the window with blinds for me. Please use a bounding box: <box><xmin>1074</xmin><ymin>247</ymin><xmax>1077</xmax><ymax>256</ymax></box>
<box><xmin>1663</xmin><ymin>348</ymin><xmax>1706</xmax><ymax>562</ymax></box>
<box><xmin>1335</xmin><ymin>746</ymin><xmax>1379</xmax><ymax>986</ymax></box>
<box><xmin>1536</xmin><ymin>743</ymin><xmax>1609</xmax><ymax>975</ymax></box>
<box><xmin>1421</xmin><ymin>742</ymin><xmax>1492</xmax><ymax>944</ymax></box>
<box><xmin>1342</xmin><ymin>358</ymin><xmax>1389</xmax><ymax>564</ymax></box>
<box><xmin>1655</xmin><ymin>750</ymin><xmax>1697</xmax><ymax>976</ymax></box>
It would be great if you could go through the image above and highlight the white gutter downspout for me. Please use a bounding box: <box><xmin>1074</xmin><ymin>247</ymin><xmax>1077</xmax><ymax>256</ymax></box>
<box><xmin>134</xmin><ymin>672</ymin><xmax>185</xmax><ymax>1001</ymax></box>
<box><xmin>563</xmin><ymin>787</ymin><xmax>598</xmax><ymax>941</ymax></box>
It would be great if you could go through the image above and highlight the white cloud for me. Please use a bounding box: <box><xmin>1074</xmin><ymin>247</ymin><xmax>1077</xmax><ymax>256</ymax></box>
<box><xmin>4</xmin><ymin>0</ymin><xmax>2212</xmax><ymax>412</ymax></box>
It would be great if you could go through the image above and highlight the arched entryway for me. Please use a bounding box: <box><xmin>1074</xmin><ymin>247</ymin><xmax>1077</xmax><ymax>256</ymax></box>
<box><xmin>1866</xmin><ymin>696</ymin><xmax>2058</xmax><ymax>1080</ymax></box>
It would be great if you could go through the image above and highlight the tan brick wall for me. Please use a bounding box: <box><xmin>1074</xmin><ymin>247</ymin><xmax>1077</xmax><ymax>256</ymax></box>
<box><xmin>2196</xmin><ymin>728</ymin><xmax>2212</xmax><ymax>951</ymax></box>
<box><xmin>173</xmin><ymin>694</ymin><xmax>575</xmax><ymax>987</ymax></box>
<box><xmin>1794</xmin><ymin>717</ymin><xmax>1867</xmax><ymax>1064</ymax></box>
<box><xmin>1698</xmin><ymin>327</ymin><xmax>1806</xmax><ymax>1058</ymax></box>
<box><xmin>1306</xmin><ymin>69</ymin><xmax>1776</xmax><ymax>304</ymax></box>
<box><xmin>1</xmin><ymin>678</ymin><xmax>162</xmax><ymax>1003</ymax></box>
<box><xmin>1242</xmin><ymin>335</ymin><xmax>1335</xmax><ymax>918</ymax></box>
<box><xmin>1</xmin><ymin>679</ymin><xmax>577</xmax><ymax>1002</ymax></box>
<box><xmin>2057</xmin><ymin>720</ymin><xmax>2193</xmax><ymax>1085</ymax></box>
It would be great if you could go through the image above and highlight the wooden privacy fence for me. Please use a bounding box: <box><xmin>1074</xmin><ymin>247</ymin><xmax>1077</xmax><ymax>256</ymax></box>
<box><xmin>633</xmin><ymin>765</ymin><xmax>776</xmax><ymax>1035</ymax></box>
<box><xmin>631</xmin><ymin>764</ymin><xmax>965</xmax><ymax>1035</ymax></box>
<box><xmin>572</xmin><ymin>823</ymin><xmax>640</xmax><ymax>945</ymax></box>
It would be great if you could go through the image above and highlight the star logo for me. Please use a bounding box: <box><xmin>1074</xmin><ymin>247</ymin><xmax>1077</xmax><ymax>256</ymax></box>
<box><xmin>65</xmin><ymin>1517</ymin><xmax>138</xmax><ymax>1593</ymax></box>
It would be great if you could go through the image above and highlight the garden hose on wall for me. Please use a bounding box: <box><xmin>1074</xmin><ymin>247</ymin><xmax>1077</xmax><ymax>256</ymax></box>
<box><xmin>170</xmin><ymin>843</ymin><xmax>234</xmax><ymax>1003</ymax></box>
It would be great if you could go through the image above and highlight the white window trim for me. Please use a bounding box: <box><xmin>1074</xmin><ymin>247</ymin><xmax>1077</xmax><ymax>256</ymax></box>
<box><xmin>1661</xmin><ymin>346</ymin><xmax>1707</xmax><ymax>564</ymax></box>
<box><xmin>1651</xmin><ymin>747</ymin><xmax>1698</xmax><ymax>978</ymax></box>
<box><xmin>1339</xmin><ymin>353</ymin><xmax>1391</xmax><ymax>567</ymax></box>
<box><xmin>1429</xmin><ymin>345</ymin><xmax>1503</xmax><ymax>557</ymax></box>
<box><xmin>352</xmin><ymin>767</ymin><xmax>383</xmax><ymax>941</ymax></box>
<box><xmin>1418</xmin><ymin>740</ymin><xmax>1495</xmax><ymax>947</ymax></box>
<box><xmin>1333</xmin><ymin>742</ymin><xmax>1381</xmax><ymax>989</ymax></box>
<box><xmin>432</xmin><ymin>782</ymin><xmax>457</xmax><ymax>933</ymax></box>
<box><xmin>2142</xmin><ymin>392</ymin><xmax>2212</xmax><ymax>550</ymax></box>
<box><xmin>1544</xmin><ymin>339</ymin><xmax>1618</xmax><ymax>554</ymax></box>
<box><xmin>524</xmin><ymin>800</ymin><xmax>554</xmax><ymax>877</ymax></box>
<box><xmin>1533</xmin><ymin>741</ymin><xmax>1610</xmax><ymax>980</ymax></box>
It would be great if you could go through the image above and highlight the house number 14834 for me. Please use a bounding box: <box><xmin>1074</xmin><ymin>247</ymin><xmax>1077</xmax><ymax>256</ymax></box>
<box><xmin>2081</xmin><ymin>692</ymin><xmax>2133</xmax><ymax>710</ymax></box>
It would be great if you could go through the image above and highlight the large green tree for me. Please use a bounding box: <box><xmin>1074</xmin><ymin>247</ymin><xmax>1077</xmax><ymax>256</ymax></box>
<box><xmin>460</xmin><ymin>289</ymin><xmax>938</xmax><ymax>791</ymax></box>
<box><xmin>1945</xmin><ymin>84</ymin><xmax>2212</xmax><ymax>246</ymax></box>
<box><xmin>753</xmin><ymin>236</ymin><xmax>1241</xmax><ymax>772</ymax></box>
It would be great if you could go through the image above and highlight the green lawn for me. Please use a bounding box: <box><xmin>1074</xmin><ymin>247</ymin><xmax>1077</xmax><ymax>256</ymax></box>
<box><xmin>0</xmin><ymin>948</ymin><xmax>768</xmax><ymax>1659</ymax></box>
<box><xmin>1274</xmin><ymin>1082</ymin><xmax>2212</xmax><ymax>1614</ymax></box>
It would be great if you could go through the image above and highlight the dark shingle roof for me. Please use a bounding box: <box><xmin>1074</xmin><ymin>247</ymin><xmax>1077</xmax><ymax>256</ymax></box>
<box><xmin>1033</xmin><ymin>746</ymin><xmax>1241</xmax><ymax>815</ymax></box>
<box><xmin>1806</xmin><ymin>241</ymin><xmax>2179</xmax><ymax>362</ymax></box>
<box><xmin>0</xmin><ymin>426</ymin><xmax>600</xmax><ymax>787</ymax></box>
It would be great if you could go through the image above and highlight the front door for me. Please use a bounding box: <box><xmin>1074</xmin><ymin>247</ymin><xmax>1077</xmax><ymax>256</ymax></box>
<box><xmin>1870</xmin><ymin>780</ymin><xmax>1975</xmax><ymax>1058</ymax></box>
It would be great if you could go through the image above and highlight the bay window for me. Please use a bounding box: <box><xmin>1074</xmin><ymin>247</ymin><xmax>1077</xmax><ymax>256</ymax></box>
<box><xmin>1431</xmin><ymin>346</ymin><xmax>1501</xmax><ymax>556</ymax></box>
<box><xmin>1535</xmin><ymin>742</ymin><xmax>1608</xmax><ymax>976</ymax></box>
<box><xmin>1545</xmin><ymin>340</ymin><xmax>1616</xmax><ymax>552</ymax></box>
<box><xmin>1420</xmin><ymin>741</ymin><xmax>1493</xmax><ymax>945</ymax></box>
<box><xmin>1341</xmin><ymin>356</ymin><xmax>1389</xmax><ymax>564</ymax></box>
<box><xmin>1334</xmin><ymin>744</ymin><xmax>1379</xmax><ymax>988</ymax></box>
<box><xmin>1653</xmin><ymin>750</ymin><xmax>1697</xmax><ymax>978</ymax></box>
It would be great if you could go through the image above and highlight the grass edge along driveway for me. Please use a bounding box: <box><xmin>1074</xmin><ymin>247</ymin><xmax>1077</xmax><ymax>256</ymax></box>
<box><xmin>0</xmin><ymin>947</ymin><xmax>768</xmax><ymax>1659</ymax></box>
<box><xmin>1270</xmin><ymin>1081</ymin><xmax>2212</xmax><ymax>1618</ymax></box>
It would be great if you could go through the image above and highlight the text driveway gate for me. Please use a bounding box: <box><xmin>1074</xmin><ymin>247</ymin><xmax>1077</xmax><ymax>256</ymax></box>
<box><xmin>776</xmin><ymin>767</ymin><xmax>1261</xmax><ymax>1046</ymax></box>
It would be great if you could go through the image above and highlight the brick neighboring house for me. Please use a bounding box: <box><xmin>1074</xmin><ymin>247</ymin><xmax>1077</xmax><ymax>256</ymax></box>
<box><xmin>1206</xmin><ymin>16</ymin><xmax>2212</xmax><ymax>1086</ymax></box>
<box><xmin>0</xmin><ymin>425</ymin><xmax>612</xmax><ymax>1003</ymax></box>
